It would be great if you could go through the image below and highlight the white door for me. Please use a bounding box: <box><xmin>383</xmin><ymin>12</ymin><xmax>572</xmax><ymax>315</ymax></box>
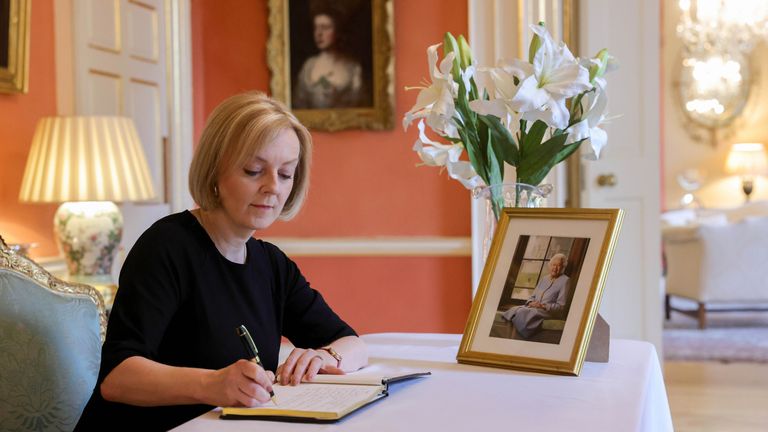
<box><xmin>580</xmin><ymin>0</ymin><xmax>662</xmax><ymax>351</ymax></box>
<box><xmin>468</xmin><ymin>0</ymin><xmax>663</xmax><ymax>352</ymax></box>
<box><xmin>67</xmin><ymin>0</ymin><xmax>172</xmax><ymax>274</ymax></box>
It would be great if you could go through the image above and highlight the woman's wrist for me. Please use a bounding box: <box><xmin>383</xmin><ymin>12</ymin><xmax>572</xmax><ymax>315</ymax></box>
<box><xmin>316</xmin><ymin>349</ymin><xmax>340</xmax><ymax>370</ymax></box>
<box><xmin>318</xmin><ymin>346</ymin><xmax>342</xmax><ymax>368</ymax></box>
<box><xmin>194</xmin><ymin>368</ymin><xmax>215</xmax><ymax>405</ymax></box>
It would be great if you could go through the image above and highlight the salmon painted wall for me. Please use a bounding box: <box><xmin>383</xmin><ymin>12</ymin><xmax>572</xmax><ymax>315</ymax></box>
<box><xmin>0</xmin><ymin>1</ymin><xmax>59</xmax><ymax>257</ymax></box>
<box><xmin>191</xmin><ymin>0</ymin><xmax>473</xmax><ymax>334</ymax></box>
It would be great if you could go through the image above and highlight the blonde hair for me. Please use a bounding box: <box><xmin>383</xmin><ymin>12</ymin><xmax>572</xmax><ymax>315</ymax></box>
<box><xmin>189</xmin><ymin>92</ymin><xmax>312</xmax><ymax>219</ymax></box>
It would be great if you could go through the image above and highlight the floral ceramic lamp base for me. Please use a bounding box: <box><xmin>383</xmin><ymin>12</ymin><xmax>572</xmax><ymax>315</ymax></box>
<box><xmin>54</xmin><ymin>201</ymin><xmax>123</xmax><ymax>287</ymax></box>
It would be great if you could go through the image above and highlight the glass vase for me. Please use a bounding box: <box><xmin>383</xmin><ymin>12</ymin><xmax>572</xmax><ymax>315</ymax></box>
<box><xmin>472</xmin><ymin>182</ymin><xmax>552</xmax><ymax>264</ymax></box>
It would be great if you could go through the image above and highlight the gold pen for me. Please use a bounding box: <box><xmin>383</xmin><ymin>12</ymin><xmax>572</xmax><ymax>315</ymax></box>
<box><xmin>236</xmin><ymin>325</ymin><xmax>277</xmax><ymax>404</ymax></box>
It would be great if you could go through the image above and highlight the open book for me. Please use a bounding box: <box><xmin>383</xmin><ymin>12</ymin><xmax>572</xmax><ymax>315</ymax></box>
<box><xmin>220</xmin><ymin>364</ymin><xmax>431</xmax><ymax>422</ymax></box>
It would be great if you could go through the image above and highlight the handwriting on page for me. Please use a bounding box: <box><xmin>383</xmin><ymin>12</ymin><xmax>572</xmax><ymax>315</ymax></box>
<box><xmin>269</xmin><ymin>384</ymin><xmax>381</xmax><ymax>412</ymax></box>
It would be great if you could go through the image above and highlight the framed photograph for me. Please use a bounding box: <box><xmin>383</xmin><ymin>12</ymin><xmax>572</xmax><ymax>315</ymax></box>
<box><xmin>0</xmin><ymin>0</ymin><xmax>30</xmax><ymax>93</ymax></box>
<box><xmin>267</xmin><ymin>0</ymin><xmax>394</xmax><ymax>131</ymax></box>
<box><xmin>457</xmin><ymin>208</ymin><xmax>624</xmax><ymax>376</ymax></box>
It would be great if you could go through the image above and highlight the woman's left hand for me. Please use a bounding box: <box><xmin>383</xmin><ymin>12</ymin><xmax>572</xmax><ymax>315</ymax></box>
<box><xmin>276</xmin><ymin>348</ymin><xmax>344</xmax><ymax>386</ymax></box>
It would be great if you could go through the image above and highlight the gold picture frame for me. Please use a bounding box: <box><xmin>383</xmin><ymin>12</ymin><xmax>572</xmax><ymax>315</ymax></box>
<box><xmin>458</xmin><ymin>208</ymin><xmax>624</xmax><ymax>376</ymax></box>
<box><xmin>0</xmin><ymin>0</ymin><xmax>30</xmax><ymax>93</ymax></box>
<box><xmin>267</xmin><ymin>0</ymin><xmax>394</xmax><ymax>131</ymax></box>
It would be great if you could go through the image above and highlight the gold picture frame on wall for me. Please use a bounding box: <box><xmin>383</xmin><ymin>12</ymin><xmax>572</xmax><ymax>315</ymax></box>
<box><xmin>0</xmin><ymin>0</ymin><xmax>30</xmax><ymax>94</ymax></box>
<box><xmin>267</xmin><ymin>0</ymin><xmax>394</xmax><ymax>131</ymax></box>
<box><xmin>457</xmin><ymin>208</ymin><xmax>623</xmax><ymax>376</ymax></box>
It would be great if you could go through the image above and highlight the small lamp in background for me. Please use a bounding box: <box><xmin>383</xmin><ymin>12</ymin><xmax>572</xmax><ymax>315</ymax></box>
<box><xmin>725</xmin><ymin>142</ymin><xmax>768</xmax><ymax>202</ymax></box>
<box><xmin>19</xmin><ymin>116</ymin><xmax>156</xmax><ymax>286</ymax></box>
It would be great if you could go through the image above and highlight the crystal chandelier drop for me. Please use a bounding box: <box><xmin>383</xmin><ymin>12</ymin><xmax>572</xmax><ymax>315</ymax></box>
<box><xmin>677</xmin><ymin>0</ymin><xmax>768</xmax><ymax>53</ymax></box>
<box><xmin>676</xmin><ymin>0</ymin><xmax>768</xmax><ymax>132</ymax></box>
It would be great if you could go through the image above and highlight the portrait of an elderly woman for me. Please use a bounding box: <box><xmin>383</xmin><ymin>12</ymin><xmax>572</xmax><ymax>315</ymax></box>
<box><xmin>501</xmin><ymin>253</ymin><xmax>571</xmax><ymax>339</ymax></box>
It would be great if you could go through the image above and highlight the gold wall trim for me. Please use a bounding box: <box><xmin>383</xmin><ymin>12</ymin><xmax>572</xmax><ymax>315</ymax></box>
<box><xmin>128</xmin><ymin>0</ymin><xmax>156</xmax><ymax>11</ymax></box>
<box><xmin>129</xmin><ymin>76</ymin><xmax>158</xmax><ymax>86</ymax></box>
<box><xmin>265</xmin><ymin>237</ymin><xmax>472</xmax><ymax>257</ymax></box>
<box><xmin>130</xmin><ymin>54</ymin><xmax>159</xmax><ymax>64</ymax></box>
<box><xmin>39</xmin><ymin>237</ymin><xmax>472</xmax><ymax>260</ymax></box>
<box><xmin>88</xmin><ymin>68</ymin><xmax>120</xmax><ymax>78</ymax></box>
<box><xmin>88</xmin><ymin>42</ymin><xmax>121</xmax><ymax>54</ymax></box>
<box><xmin>564</xmin><ymin>0</ymin><xmax>581</xmax><ymax>208</ymax></box>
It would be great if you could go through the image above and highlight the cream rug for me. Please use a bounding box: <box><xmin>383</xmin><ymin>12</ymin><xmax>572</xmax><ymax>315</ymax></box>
<box><xmin>663</xmin><ymin>298</ymin><xmax>768</xmax><ymax>363</ymax></box>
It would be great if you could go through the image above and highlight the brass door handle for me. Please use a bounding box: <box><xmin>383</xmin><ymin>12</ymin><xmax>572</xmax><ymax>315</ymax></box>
<box><xmin>597</xmin><ymin>173</ymin><xmax>617</xmax><ymax>187</ymax></box>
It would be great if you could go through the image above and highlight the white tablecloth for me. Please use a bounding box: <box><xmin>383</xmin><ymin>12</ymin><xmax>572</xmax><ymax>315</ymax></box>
<box><xmin>173</xmin><ymin>333</ymin><xmax>673</xmax><ymax>432</ymax></box>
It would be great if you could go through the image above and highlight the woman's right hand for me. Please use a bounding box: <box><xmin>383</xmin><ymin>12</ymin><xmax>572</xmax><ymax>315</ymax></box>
<box><xmin>201</xmin><ymin>359</ymin><xmax>275</xmax><ymax>407</ymax></box>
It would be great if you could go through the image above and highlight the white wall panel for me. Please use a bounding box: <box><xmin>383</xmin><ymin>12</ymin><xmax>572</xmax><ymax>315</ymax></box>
<box><xmin>85</xmin><ymin>0</ymin><xmax>120</xmax><ymax>52</ymax></box>
<box><xmin>85</xmin><ymin>69</ymin><xmax>121</xmax><ymax>115</ymax></box>
<box><xmin>127</xmin><ymin>2</ymin><xmax>159</xmax><ymax>63</ymax></box>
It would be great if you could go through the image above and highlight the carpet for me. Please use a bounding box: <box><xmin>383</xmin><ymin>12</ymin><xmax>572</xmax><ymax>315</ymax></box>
<box><xmin>663</xmin><ymin>298</ymin><xmax>768</xmax><ymax>363</ymax></box>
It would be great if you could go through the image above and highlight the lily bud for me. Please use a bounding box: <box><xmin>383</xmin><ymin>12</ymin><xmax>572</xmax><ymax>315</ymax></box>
<box><xmin>590</xmin><ymin>48</ymin><xmax>610</xmax><ymax>81</ymax></box>
<box><xmin>528</xmin><ymin>21</ymin><xmax>545</xmax><ymax>63</ymax></box>
<box><xmin>443</xmin><ymin>32</ymin><xmax>462</xmax><ymax>81</ymax></box>
<box><xmin>458</xmin><ymin>35</ymin><xmax>473</xmax><ymax>69</ymax></box>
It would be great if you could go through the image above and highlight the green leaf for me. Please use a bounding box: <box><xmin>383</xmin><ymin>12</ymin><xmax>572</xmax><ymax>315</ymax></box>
<box><xmin>478</xmin><ymin>115</ymin><xmax>519</xmax><ymax>166</ymax></box>
<box><xmin>460</xmin><ymin>129</ymin><xmax>488</xmax><ymax>184</ymax></box>
<box><xmin>456</xmin><ymin>76</ymin><xmax>472</xmax><ymax>121</ymax></box>
<box><xmin>520</xmin><ymin>163</ymin><xmax>555</xmax><ymax>187</ymax></box>
<box><xmin>518</xmin><ymin>138</ymin><xmax>585</xmax><ymax>186</ymax></box>
<box><xmin>555</xmin><ymin>139</ymin><xmax>584</xmax><ymax>165</ymax></box>
<box><xmin>487</xmin><ymin>135</ymin><xmax>503</xmax><ymax>186</ymax></box>
<box><xmin>486</xmin><ymin>137</ymin><xmax>504</xmax><ymax>219</ymax></box>
<box><xmin>516</xmin><ymin>133</ymin><xmax>569</xmax><ymax>184</ymax></box>
<box><xmin>521</xmin><ymin>120</ymin><xmax>548</xmax><ymax>157</ymax></box>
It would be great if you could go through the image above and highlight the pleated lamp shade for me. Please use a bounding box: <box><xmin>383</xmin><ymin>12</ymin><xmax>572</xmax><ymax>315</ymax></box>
<box><xmin>19</xmin><ymin>116</ymin><xmax>156</xmax><ymax>203</ymax></box>
<box><xmin>725</xmin><ymin>142</ymin><xmax>768</xmax><ymax>176</ymax></box>
<box><xmin>724</xmin><ymin>142</ymin><xmax>767</xmax><ymax>202</ymax></box>
<box><xmin>18</xmin><ymin>116</ymin><xmax>156</xmax><ymax>284</ymax></box>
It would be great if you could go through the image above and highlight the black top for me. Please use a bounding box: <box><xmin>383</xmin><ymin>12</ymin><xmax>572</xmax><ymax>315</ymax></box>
<box><xmin>76</xmin><ymin>211</ymin><xmax>356</xmax><ymax>431</ymax></box>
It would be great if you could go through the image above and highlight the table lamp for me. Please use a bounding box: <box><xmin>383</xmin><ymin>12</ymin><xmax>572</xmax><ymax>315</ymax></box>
<box><xmin>725</xmin><ymin>142</ymin><xmax>767</xmax><ymax>202</ymax></box>
<box><xmin>18</xmin><ymin>116</ymin><xmax>156</xmax><ymax>286</ymax></box>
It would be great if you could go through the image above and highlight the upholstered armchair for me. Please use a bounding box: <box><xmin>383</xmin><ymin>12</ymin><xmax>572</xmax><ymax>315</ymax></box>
<box><xmin>662</xmin><ymin>205</ymin><xmax>768</xmax><ymax>328</ymax></box>
<box><xmin>0</xmin><ymin>236</ymin><xmax>106</xmax><ymax>431</ymax></box>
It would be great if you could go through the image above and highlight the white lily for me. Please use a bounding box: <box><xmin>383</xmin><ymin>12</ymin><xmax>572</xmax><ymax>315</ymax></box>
<box><xmin>566</xmin><ymin>79</ymin><xmax>609</xmax><ymax>159</ymax></box>
<box><xmin>412</xmin><ymin>120</ymin><xmax>463</xmax><ymax>167</ymax></box>
<box><xmin>468</xmin><ymin>62</ymin><xmax>530</xmax><ymax>134</ymax></box>
<box><xmin>403</xmin><ymin>43</ymin><xmax>460</xmax><ymax>137</ymax></box>
<box><xmin>513</xmin><ymin>24</ymin><xmax>591</xmax><ymax>129</ymax></box>
<box><xmin>446</xmin><ymin>160</ymin><xmax>484</xmax><ymax>189</ymax></box>
<box><xmin>403</xmin><ymin>27</ymin><xmax>615</xmax><ymax>197</ymax></box>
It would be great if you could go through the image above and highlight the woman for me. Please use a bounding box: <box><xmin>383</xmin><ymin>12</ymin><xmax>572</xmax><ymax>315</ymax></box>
<box><xmin>292</xmin><ymin>9</ymin><xmax>366</xmax><ymax>109</ymax></box>
<box><xmin>76</xmin><ymin>92</ymin><xmax>368</xmax><ymax>431</ymax></box>
<box><xmin>501</xmin><ymin>253</ymin><xmax>570</xmax><ymax>339</ymax></box>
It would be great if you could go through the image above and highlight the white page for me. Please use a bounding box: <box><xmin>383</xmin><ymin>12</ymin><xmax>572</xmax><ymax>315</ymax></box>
<box><xmin>258</xmin><ymin>383</ymin><xmax>383</xmax><ymax>413</ymax></box>
<box><xmin>306</xmin><ymin>363</ymin><xmax>429</xmax><ymax>385</ymax></box>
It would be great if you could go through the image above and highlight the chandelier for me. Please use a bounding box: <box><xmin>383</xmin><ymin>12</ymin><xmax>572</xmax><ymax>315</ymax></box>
<box><xmin>676</xmin><ymin>0</ymin><xmax>768</xmax><ymax>133</ymax></box>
